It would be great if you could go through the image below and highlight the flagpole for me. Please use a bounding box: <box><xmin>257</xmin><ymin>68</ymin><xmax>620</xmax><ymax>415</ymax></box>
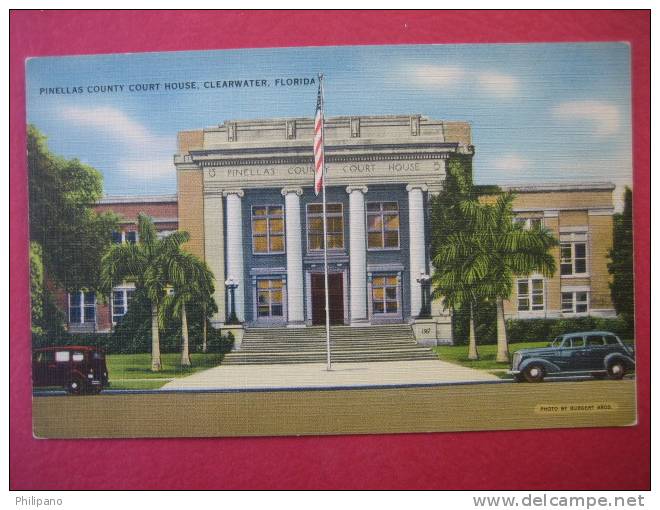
<box><xmin>319</xmin><ymin>73</ymin><xmax>332</xmax><ymax>371</ymax></box>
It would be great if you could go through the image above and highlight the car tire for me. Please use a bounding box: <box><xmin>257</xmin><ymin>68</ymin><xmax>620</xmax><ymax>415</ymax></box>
<box><xmin>66</xmin><ymin>376</ymin><xmax>85</xmax><ymax>395</ymax></box>
<box><xmin>523</xmin><ymin>364</ymin><xmax>545</xmax><ymax>383</ymax></box>
<box><xmin>607</xmin><ymin>361</ymin><xmax>626</xmax><ymax>380</ymax></box>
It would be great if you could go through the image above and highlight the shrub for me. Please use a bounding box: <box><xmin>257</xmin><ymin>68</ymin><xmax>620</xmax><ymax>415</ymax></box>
<box><xmin>505</xmin><ymin>316</ymin><xmax>633</xmax><ymax>343</ymax></box>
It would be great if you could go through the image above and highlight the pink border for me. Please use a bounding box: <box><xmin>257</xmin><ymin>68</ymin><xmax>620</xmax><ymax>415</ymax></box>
<box><xmin>10</xmin><ymin>10</ymin><xmax>650</xmax><ymax>490</ymax></box>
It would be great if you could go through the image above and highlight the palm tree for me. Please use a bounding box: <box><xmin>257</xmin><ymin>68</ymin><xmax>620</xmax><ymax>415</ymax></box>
<box><xmin>101</xmin><ymin>213</ymin><xmax>190</xmax><ymax>371</ymax></box>
<box><xmin>431</xmin><ymin>204</ymin><xmax>489</xmax><ymax>360</ymax></box>
<box><xmin>466</xmin><ymin>193</ymin><xmax>558</xmax><ymax>362</ymax></box>
<box><xmin>162</xmin><ymin>250</ymin><xmax>215</xmax><ymax>367</ymax></box>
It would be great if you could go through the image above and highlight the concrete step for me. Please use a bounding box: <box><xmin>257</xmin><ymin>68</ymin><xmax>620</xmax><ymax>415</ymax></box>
<box><xmin>225</xmin><ymin>324</ymin><xmax>434</xmax><ymax>365</ymax></box>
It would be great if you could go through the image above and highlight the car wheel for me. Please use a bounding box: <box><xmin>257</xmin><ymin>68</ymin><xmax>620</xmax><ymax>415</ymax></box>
<box><xmin>607</xmin><ymin>361</ymin><xmax>626</xmax><ymax>380</ymax></box>
<box><xmin>523</xmin><ymin>364</ymin><xmax>545</xmax><ymax>383</ymax></box>
<box><xmin>66</xmin><ymin>376</ymin><xmax>85</xmax><ymax>395</ymax></box>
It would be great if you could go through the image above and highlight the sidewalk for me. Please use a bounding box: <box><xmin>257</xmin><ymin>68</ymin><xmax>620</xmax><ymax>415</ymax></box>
<box><xmin>161</xmin><ymin>359</ymin><xmax>500</xmax><ymax>391</ymax></box>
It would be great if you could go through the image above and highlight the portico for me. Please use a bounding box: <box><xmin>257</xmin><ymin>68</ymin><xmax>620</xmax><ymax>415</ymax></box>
<box><xmin>175</xmin><ymin>115</ymin><xmax>475</xmax><ymax>345</ymax></box>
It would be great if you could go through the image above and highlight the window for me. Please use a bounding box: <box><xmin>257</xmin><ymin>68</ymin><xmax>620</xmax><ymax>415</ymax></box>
<box><xmin>307</xmin><ymin>203</ymin><xmax>344</xmax><ymax>251</ymax></box>
<box><xmin>55</xmin><ymin>351</ymin><xmax>70</xmax><ymax>362</ymax></box>
<box><xmin>112</xmin><ymin>288</ymin><xmax>135</xmax><ymax>324</ymax></box>
<box><xmin>564</xmin><ymin>337</ymin><xmax>585</xmax><ymax>348</ymax></box>
<box><xmin>604</xmin><ymin>335</ymin><xmax>619</xmax><ymax>345</ymax></box>
<box><xmin>560</xmin><ymin>242</ymin><xmax>587</xmax><ymax>275</ymax></box>
<box><xmin>34</xmin><ymin>351</ymin><xmax>54</xmax><ymax>363</ymax></box>
<box><xmin>562</xmin><ymin>291</ymin><xmax>589</xmax><ymax>315</ymax></box>
<box><xmin>586</xmin><ymin>335</ymin><xmax>605</xmax><ymax>346</ymax></box>
<box><xmin>256</xmin><ymin>279</ymin><xmax>284</xmax><ymax>318</ymax></box>
<box><xmin>514</xmin><ymin>217</ymin><xmax>544</xmax><ymax>230</ymax></box>
<box><xmin>72</xmin><ymin>352</ymin><xmax>85</xmax><ymax>362</ymax></box>
<box><xmin>69</xmin><ymin>291</ymin><xmax>96</xmax><ymax>324</ymax></box>
<box><xmin>252</xmin><ymin>205</ymin><xmax>285</xmax><ymax>254</ymax></box>
<box><xmin>367</xmin><ymin>202</ymin><xmax>400</xmax><ymax>249</ymax></box>
<box><xmin>372</xmin><ymin>275</ymin><xmax>399</xmax><ymax>315</ymax></box>
<box><xmin>517</xmin><ymin>278</ymin><xmax>544</xmax><ymax>312</ymax></box>
<box><xmin>112</xmin><ymin>231</ymin><xmax>138</xmax><ymax>244</ymax></box>
<box><xmin>157</xmin><ymin>230</ymin><xmax>175</xmax><ymax>240</ymax></box>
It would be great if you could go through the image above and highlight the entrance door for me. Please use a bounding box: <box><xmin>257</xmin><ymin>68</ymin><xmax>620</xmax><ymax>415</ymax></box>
<box><xmin>311</xmin><ymin>273</ymin><xmax>344</xmax><ymax>325</ymax></box>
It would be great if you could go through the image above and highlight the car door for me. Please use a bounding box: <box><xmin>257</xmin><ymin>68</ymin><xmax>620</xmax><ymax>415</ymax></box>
<box><xmin>584</xmin><ymin>334</ymin><xmax>608</xmax><ymax>370</ymax></box>
<box><xmin>556</xmin><ymin>336</ymin><xmax>582</xmax><ymax>370</ymax></box>
<box><xmin>53</xmin><ymin>350</ymin><xmax>71</xmax><ymax>385</ymax></box>
<box><xmin>562</xmin><ymin>336</ymin><xmax>586</xmax><ymax>372</ymax></box>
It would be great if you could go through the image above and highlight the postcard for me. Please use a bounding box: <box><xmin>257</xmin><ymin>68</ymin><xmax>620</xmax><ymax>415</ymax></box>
<box><xmin>26</xmin><ymin>42</ymin><xmax>636</xmax><ymax>438</ymax></box>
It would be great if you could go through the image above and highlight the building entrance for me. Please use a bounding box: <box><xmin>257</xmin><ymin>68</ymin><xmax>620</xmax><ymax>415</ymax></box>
<box><xmin>311</xmin><ymin>273</ymin><xmax>344</xmax><ymax>325</ymax></box>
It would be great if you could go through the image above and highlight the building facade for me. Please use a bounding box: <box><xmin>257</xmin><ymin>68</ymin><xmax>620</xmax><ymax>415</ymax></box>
<box><xmin>56</xmin><ymin>195</ymin><xmax>178</xmax><ymax>333</ymax></box>
<box><xmin>175</xmin><ymin>115</ymin><xmax>474</xmax><ymax>343</ymax></box>
<box><xmin>487</xmin><ymin>183</ymin><xmax>617</xmax><ymax>320</ymax></box>
<box><xmin>56</xmin><ymin>115</ymin><xmax>618</xmax><ymax>343</ymax></box>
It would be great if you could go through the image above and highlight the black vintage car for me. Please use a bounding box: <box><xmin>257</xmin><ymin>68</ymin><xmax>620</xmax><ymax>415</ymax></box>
<box><xmin>509</xmin><ymin>331</ymin><xmax>635</xmax><ymax>383</ymax></box>
<box><xmin>32</xmin><ymin>346</ymin><xmax>109</xmax><ymax>394</ymax></box>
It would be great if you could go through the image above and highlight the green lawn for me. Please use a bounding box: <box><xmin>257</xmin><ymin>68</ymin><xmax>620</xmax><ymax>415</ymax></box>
<box><xmin>433</xmin><ymin>341</ymin><xmax>549</xmax><ymax>371</ymax></box>
<box><xmin>106</xmin><ymin>352</ymin><xmax>225</xmax><ymax>390</ymax></box>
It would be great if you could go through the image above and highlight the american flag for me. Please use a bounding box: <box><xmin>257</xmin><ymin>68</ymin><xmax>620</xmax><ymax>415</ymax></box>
<box><xmin>313</xmin><ymin>79</ymin><xmax>324</xmax><ymax>196</ymax></box>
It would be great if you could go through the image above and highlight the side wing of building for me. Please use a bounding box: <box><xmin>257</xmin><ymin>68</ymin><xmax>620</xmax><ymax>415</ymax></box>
<box><xmin>485</xmin><ymin>183</ymin><xmax>617</xmax><ymax>321</ymax></box>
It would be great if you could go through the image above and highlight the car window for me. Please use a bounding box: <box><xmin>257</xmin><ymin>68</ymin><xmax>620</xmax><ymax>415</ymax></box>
<box><xmin>92</xmin><ymin>351</ymin><xmax>104</xmax><ymax>360</ymax></box>
<box><xmin>604</xmin><ymin>335</ymin><xmax>619</xmax><ymax>345</ymax></box>
<box><xmin>586</xmin><ymin>335</ymin><xmax>605</xmax><ymax>346</ymax></box>
<box><xmin>72</xmin><ymin>352</ymin><xmax>85</xmax><ymax>362</ymax></box>
<box><xmin>562</xmin><ymin>337</ymin><xmax>583</xmax><ymax>348</ymax></box>
<box><xmin>55</xmin><ymin>351</ymin><xmax>70</xmax><ymax>362</ymax></box>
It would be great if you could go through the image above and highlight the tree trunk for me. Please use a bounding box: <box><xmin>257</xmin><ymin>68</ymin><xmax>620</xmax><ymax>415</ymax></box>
<box><xmin>495</xmin><ymin>297</ymin><xmax>509</xmax><ymax>363</ymax></box>
<box><xmin>202</xmin><ymin>305</ymin><xmax>208</xmax><ymax>353</ymax></box>
<box><xmin>151</xmin><ymin>302</ymin><xmax>162</xmax><ymax>371</ymax></box>
<box><xmin>468</xmin><ymin>304</ymin><xmax>479</xmax><ymax>360</ymax></box>
<box><xmin>181</xmin><ymin>303</ymin><xmax>191</xmax><ymax>367</ymax></box>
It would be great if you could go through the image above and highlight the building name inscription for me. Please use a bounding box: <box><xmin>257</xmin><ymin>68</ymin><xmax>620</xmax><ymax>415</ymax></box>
<box><xmin>205</xmin><ymin>160</ymin><xmax>444</xmax><ymax>184</ymax></box>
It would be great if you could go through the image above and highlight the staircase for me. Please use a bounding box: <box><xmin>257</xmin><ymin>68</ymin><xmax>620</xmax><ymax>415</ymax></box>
<box><xmin>222</xmin><ymin>324</ymin><xmax>438</xmax><ymax>365</ymax></box>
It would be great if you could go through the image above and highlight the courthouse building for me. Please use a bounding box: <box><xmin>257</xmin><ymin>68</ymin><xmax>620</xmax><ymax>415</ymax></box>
<box><xmin>56</xmin><ymin>114</ymin><xmax>618</xmax><ymax>345</ymax></box>
<box><xmin>174</xmin><ymin>115</ymin><xmax>470</xmax><ymax>342</ymax></box>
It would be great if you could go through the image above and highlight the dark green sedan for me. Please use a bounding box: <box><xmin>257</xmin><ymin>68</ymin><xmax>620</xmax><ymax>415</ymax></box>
<box><xmin>509</xmin><ymin>331</ymin><xmax>635</xmax><ymax>383</ymax></box>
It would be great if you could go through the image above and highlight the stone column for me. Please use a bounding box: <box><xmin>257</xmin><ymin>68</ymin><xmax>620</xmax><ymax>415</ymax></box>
<box><xmin>407</xmin><ymin>184</ymin><xmax>428</xmax><ymax>318</ymax></box>
<box><xmin>282</xmin><ymin>187</ymin><xmax>305</xmax><ymax>326</ymax></box>
<box><xmin>223</xmin><ymin>189</ymin><xmax>245</xmax><ymax>322</ymax></box>
<box><xmin>347</xmin><ymin>185</ymin><xmax>369</xmax><ymax>324</ymax></box>
<box><xmin>203</xmin><ymin>187</ymin><xmax>226</xmax><ymax>327</ymax></box>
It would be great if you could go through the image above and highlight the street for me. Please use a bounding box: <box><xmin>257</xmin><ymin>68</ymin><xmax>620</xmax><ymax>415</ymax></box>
<box><xmin>32</xmin><ymin>378</ymin><xmax>636</xmax><ymax>438</ymax></box>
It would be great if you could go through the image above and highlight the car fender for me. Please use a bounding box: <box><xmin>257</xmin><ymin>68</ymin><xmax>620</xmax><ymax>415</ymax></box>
<box><xmin>518</xmin><ymin>358</ymin><xmax>562</xmax><ymax>374</ymax></box>
<box><xmin>604</xmin><ymin>352</ymin><xmax>635</xmax><ymax>370</ymax></box>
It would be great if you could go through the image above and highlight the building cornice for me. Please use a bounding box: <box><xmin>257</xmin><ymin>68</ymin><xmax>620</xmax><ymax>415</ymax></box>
<box><xmin>498</xmin><ymin>182</ymin><xmax>616</xmax><ymax>193</ymax></box>
<box><xmin>97</xmin><ymin>194</ymin><xmax>177</xmax><ymax>205</ymax></box>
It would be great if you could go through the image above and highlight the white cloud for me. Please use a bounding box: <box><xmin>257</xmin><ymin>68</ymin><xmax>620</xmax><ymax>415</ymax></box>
<box><xmin>408</xmin><ymin>64</ymin><xmax>519</xmax><ymax>98</ymax></box>
<box><xmin>493</xmin><ymin>154</ymin><xmax>530</xmax><ymax>173</ymax></box>
<box><xmin>412</xmin><ymin>65</ymin><xmax>466</xmax><ymax>88</ymax></box>
<box><xmin>476</xmin><ymin>71</ymin><xmax>520</xmax><ymax>97</ymax></box>
<box><xmin>58</xmin><ymin>105</ymin><xmax>175</xmax><ymax>179</ymax></box>
<box><xmin>551</xmin><ymin>100</ymin><xmax>621</xmax><ymax>136</ymax></box>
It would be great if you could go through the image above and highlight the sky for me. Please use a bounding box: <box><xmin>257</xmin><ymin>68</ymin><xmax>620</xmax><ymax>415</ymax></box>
<box><xmin>26</xmin><ymin>43</ymin><xmax>632</xmax><ymax>208</ymax></box>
